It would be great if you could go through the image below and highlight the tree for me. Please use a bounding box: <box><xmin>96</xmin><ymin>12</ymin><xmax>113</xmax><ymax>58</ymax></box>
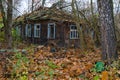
<box><xmin>71</xmin><ymin>0</ymin><xmax>89</xmax><ymax>49</ymax></box>
<box><xmin>97</xmin><ymin>0</ymin><xmax>118</xmax><ymax>63</ymax></box>
<box><xmin>0</xmin><ymin>0</ymin><xmax>13</xmax><ymax>48</ymax></box>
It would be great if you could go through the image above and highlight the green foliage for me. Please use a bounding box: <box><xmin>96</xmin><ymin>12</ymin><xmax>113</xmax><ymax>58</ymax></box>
<box><xmin>11</xmin><ymin>52</ymin><xmax>29</xmax><ymax>79</ymax></box>
<box><xmin>13</xmin><ymin>53</ymin><xmax>29</xmax><ymax>69</ymax></box>
<box><xmin>78</xmin><ymin>74</ymin><xmax>89</xmax><ymax>80</ymax></box>
<box><xmin>19</xmin><ymin>75</ymin><xmax>28</xmax><ymax>80</ymax></box>
<box><xmin>0</xmin><ymin>31</ymin><xmax>4</xmax><ymax>42</ymax></box>
<box><xmin>33</xmin><ymin>60</ymin><xmax>58</xmax><ymax>79</ymax></box>
<box><xmin>0</xmin><ymin>23</ymin><xmax>3</xmax><ymax>28</ymax></box>
<box><xmin>48</xmin><ymin>69</ymin><xmax>54</xmax><ymax>80</ymax></box>
<box><xmin>15</xmin><ymin>52</ymin><xmax>22</xmax><ymax>59</ymax></box>
<box><xmin>90</xmin><ymin>61</ymin><xmax>104</xmax><ymax>73</ymax></box>
<box><xmin>16</xmin><ymin>59</ymin><xmax>22</xmax><ymax>67</ymax></box>
<box><xmin>0</xmin><ymin>17</ymin><xmax>3</xmax><ymax>28</ymax></box>
<box><xmin>12</xmin><ymin>28</ymin><xmax>21</xmax><ymax>46</ymax></box>
<box><xmin>79</xmin><ymin>74</ymin><xmax>85</xmax><ymax>78</ymax></box>
<box><xmin>0</xmin><ymin>17</ymin><xmax>4</xmax><ymax>42</ymax></box>
<box><xmin>93</xmin><ymin>75</ymin><xmax>100</xmax><ymax>80</ymax></box>
<box><xmin>14</xmin><ymin>52</ymin><xmax>29</xmax><ymax>62</ymax></box>
<box><xmin>95</xmin><ymin>61</ymin><xmax>104</xmax><ymax>72</ymax></box>
<box><xmin>45</xmin><ymin>60</ymin><xmax>58</xmax><ymax>69</ymax></box>
<box><xmin>35</xmin><ymin>71</ymin><xmax>44</xmax><ymax>76</ymax></box>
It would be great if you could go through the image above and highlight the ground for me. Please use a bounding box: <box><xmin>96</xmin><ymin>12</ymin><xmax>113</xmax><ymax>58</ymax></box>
<box><xmin>0</xmin><ymin>44</ymin><xmax>120</xmax><ymax>80</ymax></box>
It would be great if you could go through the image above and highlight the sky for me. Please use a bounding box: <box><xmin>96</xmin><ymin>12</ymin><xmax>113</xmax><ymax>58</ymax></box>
<box><xmin>14</xmin><ymin>0</ymin><xmax>119</xmax><ymax>17</ymax></box>
<box><xmin>15</xmin><ymin>0</ymin><xmax>94</xmax><ymax>15</ymax></box>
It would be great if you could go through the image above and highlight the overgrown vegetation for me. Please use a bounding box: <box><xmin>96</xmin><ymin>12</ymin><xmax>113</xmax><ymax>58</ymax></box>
<box><xmin>0</xmin><ymin>20</ymin><xmax>22</xmax><ymax>47</ymax></box>
<box><xmin>0</xmin><ymin>17</ymin><xmax>4</xmax><ymax>42</ymax></box>
<box><xmin>12</xmin><ymin>28</ymin><xmax>22</xmax><ymax>47</ymax></box>
<box><xmin>0</xmin><ymin>18</ymin><xmax>3</xmax><ymax>28</ymax></box>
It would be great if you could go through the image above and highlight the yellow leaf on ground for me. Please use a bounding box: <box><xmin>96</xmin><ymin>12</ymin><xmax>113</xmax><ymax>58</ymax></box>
<box><xmin>102</xmin><ymin>71</ymin><xmax>109</xmax><ymax>80</ymax></box>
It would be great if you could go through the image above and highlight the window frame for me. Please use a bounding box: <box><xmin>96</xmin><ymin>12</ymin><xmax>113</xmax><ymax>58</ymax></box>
<box><xmin>70</xmin><ymin>25</ymin><xmax>79</xmax><ymax>39</ymax></box>
<box><xmin>34</xmin><ymin>24</ymin><xmax>41</xmax><ymax>38</ymax></box>
<box><xmin>25</xmin><ymin>24</ymin><xmax>32</xmax><ymax>37</ymax></box>
<box><xmin>47</xmin><ymin>23</ymin><xmax>56</xmax><ymax>39</ymax></box>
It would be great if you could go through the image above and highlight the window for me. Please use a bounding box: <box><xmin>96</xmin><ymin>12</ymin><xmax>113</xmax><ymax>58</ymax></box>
<box><xmin>34</xmin><ymin>24</ymin><xmax>41</xmax><ymax>37</ymax></box>
<box><xmin>70</xmin><ymin>25</ymin><xmax>79</xmax><ymax>39</ymax></box>
<box><xmin>47</xmin><ymin>23</ymin><xmax>55</xmax><ymax>39</ymax></box>
<box><xmin>25</xmin><ymin>24</ymin><xmax>31</xmax><ymax>37</ymax></box>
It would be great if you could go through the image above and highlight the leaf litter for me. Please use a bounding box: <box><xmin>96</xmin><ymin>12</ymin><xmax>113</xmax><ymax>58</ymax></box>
<box><xmin>0</xmin><ymin>45</ymin><xmax>120</xmax><ymax>80</ymax></box>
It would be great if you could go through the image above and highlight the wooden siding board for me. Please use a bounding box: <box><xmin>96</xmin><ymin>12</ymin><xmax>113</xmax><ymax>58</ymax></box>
<box><xmin>19</xmin><ymin>20</ymin><xmax>80</xmax><ymax>47</ymax></box>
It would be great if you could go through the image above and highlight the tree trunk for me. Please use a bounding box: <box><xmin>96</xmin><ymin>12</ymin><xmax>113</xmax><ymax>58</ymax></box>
<box><xmin>6</xmin><ymin>0</ymin><xmax>12</xmax><ymax>48</ymax></box>
<box><xmin>71</xmin><ymin>0</ymin><xmax>86</xmax><ymax>49</ymax></box>
<box><xmin>97</xmin><ymin>0</ymin><xmax>118</xmax><ymax>63</ymax></box>
<box><xmin>0</xmin><ymin>0</ymin><xmax>13</xmax><ymax>48</ymax></box>
<box><xmin>0</xmin><ymin>0</ymin><xmax>7</xmax><ymax>40</ymax></box>
<box><xmin>7</xmin><ymin>0</ymin><xmax>13</xmax><ymax>48</ymax></box>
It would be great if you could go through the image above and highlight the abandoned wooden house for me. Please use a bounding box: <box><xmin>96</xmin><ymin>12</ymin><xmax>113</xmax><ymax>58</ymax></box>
<box><xmin>13</xmin><ymin>7</ymin><xmax>90</xmax><ymax>48</ymax></box>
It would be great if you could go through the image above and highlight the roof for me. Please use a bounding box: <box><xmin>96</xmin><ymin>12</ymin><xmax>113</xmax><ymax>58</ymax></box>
<box><xmin>13</xmin><ymin>7</ymin><xmax>74</xmax><ymax>25</ymax></box>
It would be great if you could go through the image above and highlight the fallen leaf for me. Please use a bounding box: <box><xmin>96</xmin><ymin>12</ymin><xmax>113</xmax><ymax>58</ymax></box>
<box><xmin>101</xmin><ymin>71</ymin><xmax>108</xmax><ymax>80</ymax></box>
